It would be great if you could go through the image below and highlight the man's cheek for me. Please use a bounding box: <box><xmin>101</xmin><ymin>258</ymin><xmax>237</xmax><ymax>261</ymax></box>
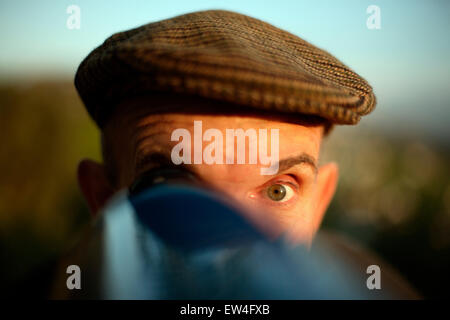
<box><xmin>267</xmin><ymin>204</ymin><xmax>307</xmax><ymax>232</ymax></box>
<box><xmin>282</xmin><ymin>201</ymin><xmax>317</xmax><ymax>244</ymax></box>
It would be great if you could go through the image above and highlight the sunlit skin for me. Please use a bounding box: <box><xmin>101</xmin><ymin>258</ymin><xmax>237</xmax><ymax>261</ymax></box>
<box><xmin>77</xmin><ymin>94</ymin><xmax>338</xmax><ymax>246</ymax></box>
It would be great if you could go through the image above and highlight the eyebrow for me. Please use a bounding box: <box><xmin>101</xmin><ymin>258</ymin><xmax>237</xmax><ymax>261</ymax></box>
<box><xmin>136</xmin><ymin>151</ymin><xmax>318</xmax><ymax>178</ymax></box>
<box><xmin>276</xmin><ymin>153</ymin><xmax>318</xmax><ymax>175</ymax></box>
<box><xmin>135</xmin><ymin>152</ymin><xmax>197</xmax><ymax>177</ymax></box>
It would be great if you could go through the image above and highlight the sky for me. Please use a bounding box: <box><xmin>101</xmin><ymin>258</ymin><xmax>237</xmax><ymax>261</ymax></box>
<box><xmin>1</xmin><ymin>0</ymin><xmax>449</xmax><ymax>141</ymax></box>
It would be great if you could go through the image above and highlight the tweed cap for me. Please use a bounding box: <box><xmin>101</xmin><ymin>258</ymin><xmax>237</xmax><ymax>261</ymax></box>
<box><xmin>75</xmin><ymin>10</ymin><xmax>376</xmax><ymax>128</ymax></box>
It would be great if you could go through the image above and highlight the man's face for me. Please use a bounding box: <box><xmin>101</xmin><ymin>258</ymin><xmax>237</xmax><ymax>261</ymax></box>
<box><xmin>78</xmin><ymin>94</ymin><xmax>338</xmax><ymax>246</ymax></box>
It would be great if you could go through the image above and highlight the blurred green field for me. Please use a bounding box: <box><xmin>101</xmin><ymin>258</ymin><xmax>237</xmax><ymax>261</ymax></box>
<box><xmin>0</xmin><ymin>81</ymin><xmax>449</xmax><ymax>298</ymax></box>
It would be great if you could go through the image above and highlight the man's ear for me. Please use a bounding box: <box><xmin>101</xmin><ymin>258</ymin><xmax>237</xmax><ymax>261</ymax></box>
<box><xmin>77</xmin><ymin>159</ymin><xmax>115</xmax><ymax>216</ymax></box>
<box><xmin>312</xmin><ymin>162</ymin><xmax>339</xmax><ymax>234</ymax></box>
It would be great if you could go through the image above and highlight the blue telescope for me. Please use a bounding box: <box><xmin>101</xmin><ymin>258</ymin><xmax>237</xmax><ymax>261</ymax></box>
<box><xmin>51</xmin><ymin>181</ymin><xmax>410</xmax><ymax>299</ymax></box>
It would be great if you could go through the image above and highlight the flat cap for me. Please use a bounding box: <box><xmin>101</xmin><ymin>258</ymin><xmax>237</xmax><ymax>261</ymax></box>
<box><xmin>75</xmin><ymin>10</ymin><xmax>376</xmax><ymax>128</ymax></box>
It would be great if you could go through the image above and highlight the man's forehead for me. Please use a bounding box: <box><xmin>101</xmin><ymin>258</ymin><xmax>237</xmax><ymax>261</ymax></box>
<box><xmin>106</xmin><ymin>93</ymin><xmax>328</xmax><ymax>131</ymax></box>
<box><xmin>126</xmin><ymin>112</ymin><xmax>323</xmax><ymax>152</ymax></box>
<box><xmin>131</xmin><ymin>117</ymin><xmax>321</xmax><ymax>178</ymax></box>
<box><xmin>102</xmin><ymin>94</ymin><xmax>324</xmax><ymax>182</ymax></box>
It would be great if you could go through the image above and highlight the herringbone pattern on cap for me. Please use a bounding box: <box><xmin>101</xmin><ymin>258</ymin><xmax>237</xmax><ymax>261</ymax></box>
<box><xmin>75</xmin><ymin>10</ymin><xmax>376</xmax><ymax>127</ymax></box>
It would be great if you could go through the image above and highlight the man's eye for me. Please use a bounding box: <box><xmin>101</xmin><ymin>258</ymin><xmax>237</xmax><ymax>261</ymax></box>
<box><xmin>266</xmin><ymin>183</ymin><xmax>295</xmax><ymax>202</ymax></box>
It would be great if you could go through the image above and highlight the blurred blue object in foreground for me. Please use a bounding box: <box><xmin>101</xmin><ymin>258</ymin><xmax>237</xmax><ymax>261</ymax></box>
<box><xmin>52</xmin><ymin>184</ymin><xmax>388</xmax><ymax>299</ymax></box>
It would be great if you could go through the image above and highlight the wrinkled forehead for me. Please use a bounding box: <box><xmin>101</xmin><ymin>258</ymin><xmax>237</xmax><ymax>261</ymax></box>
<box><xmin>101</xmin><ymin>93</ymin><xmax>325</xmax><ymax>181</ymax></box>
<box><xmin>103</xmin><ymin>93</ymin><xmax>326</xmax><ymax>138</ymax></box>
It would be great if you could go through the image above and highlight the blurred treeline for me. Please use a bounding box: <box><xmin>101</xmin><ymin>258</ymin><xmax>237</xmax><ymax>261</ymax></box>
<box><xmin>0</xmin><ymin>81</ymin><xmax>100</xmax><ymax>296</ymax></box>
<box><xmin>0</xmin><ymin>81</ymin><xmax>449</xmax><ymax>298</ymax></box>
<box><xmin>321</xmin><ymin>125</ymin><xmax>450</xmax><ymax>298</ymax></box>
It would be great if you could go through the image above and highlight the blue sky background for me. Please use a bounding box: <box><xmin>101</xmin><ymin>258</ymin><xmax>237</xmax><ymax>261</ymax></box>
<box><xmin>1</xmin><ymin>0</ymin><xmax>449</xmax><ymax>141</ymax></box>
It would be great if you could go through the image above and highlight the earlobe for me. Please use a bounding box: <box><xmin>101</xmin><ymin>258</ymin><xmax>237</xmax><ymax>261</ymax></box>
<box><xmin>312</xmin><ymin>162</ymin><xmax>339</xmax><ymax>234</ymax></box>
<box><xmin>77</xmin><ymin>159</ymin><xmax>115</xmax><ymax>216</ymax></box>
